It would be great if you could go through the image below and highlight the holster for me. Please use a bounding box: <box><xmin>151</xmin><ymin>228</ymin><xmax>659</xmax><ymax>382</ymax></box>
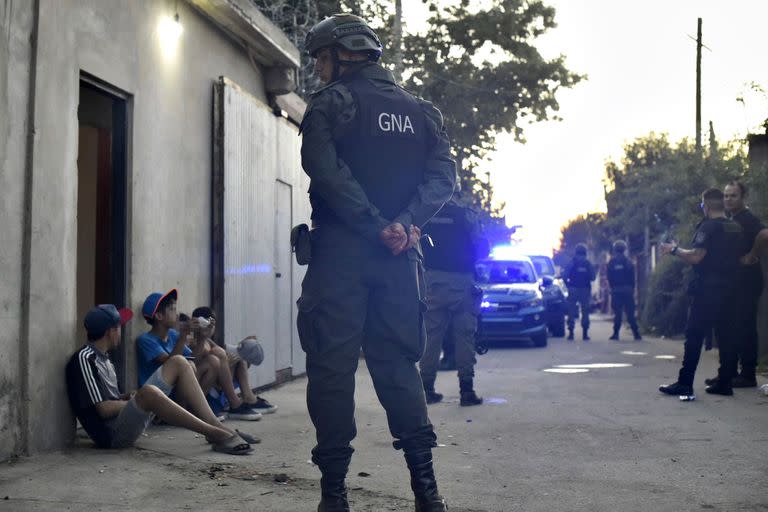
<box><xmin>290</xmin><ymin>224</ymin><xmax>312</xmax><ymax>266</ymax></box>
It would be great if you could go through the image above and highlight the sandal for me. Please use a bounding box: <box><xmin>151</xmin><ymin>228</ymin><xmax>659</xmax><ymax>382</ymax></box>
<box><xmin>235</xmin><ymin>429</ymin><xmax>261</xmax><ymax>444</ymax></box>
<box><xmin>211</xmin><ymin>433</ymin><xmax>253</xmax><ymax>456</ymax></box>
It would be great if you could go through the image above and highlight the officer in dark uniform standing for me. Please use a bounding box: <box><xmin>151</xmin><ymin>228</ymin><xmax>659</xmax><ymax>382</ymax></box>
<box><xmin>563</xmin><ymin>244</ymin><xmax>596</xmax><ymax>341</ymax></box>
<box><xmin>659</xmin><ymin>188</ymin><xmax>743</xmax><ymax>397</ymax></box>
<box><xmin>704</xmin><ymin>181</ymin><xmax>765</xmax><ymax>388</ymax></box>
<box><xmin>607</xmin><ymin>240</ymin><xmax>642</xmax><ymax>341</ymax></box>
<box><xmin>419</xmin><ymin>190</ymin><xmax>489</xmax><ymax>407</ymax></box>
<box><xmin>299</xmin><ymin>14</ymin><xmax>455</xmax><ymax>512</ymax></box>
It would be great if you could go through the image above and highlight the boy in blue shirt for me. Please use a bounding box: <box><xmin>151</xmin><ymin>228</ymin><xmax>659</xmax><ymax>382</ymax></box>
<box><xmin>136</xmin><ymin>290</ymin><xmax>261</xmax><ymax>421</ymax></box>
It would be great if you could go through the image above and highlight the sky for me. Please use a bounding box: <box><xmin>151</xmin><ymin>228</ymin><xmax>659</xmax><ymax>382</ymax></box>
<box><xmin>402</xmin><ymin>0</ymin><xmax>768</xmax><ymax>254</ymax></box>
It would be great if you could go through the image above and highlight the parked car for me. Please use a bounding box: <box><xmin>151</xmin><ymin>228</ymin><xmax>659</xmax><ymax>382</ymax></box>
<box><xmin>476</xmin><ymin>255</ymin><xmax>548</xmax><ymax>347</ymax></box>
<box><xmin>527</xmin><ymin>254</ymin><xmax>567</xmax><ymax>338</ymax></box>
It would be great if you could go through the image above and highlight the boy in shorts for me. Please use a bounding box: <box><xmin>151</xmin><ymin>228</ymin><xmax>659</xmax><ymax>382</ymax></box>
<box><xmin>136</xmin><ymin>290</ymin><xmax>261</xmax><ymax>420</ymax></box>
<box><xmin>66</xmin><ymin>304</ymin><xmax>255</xmax><ymax>454</ymax></box>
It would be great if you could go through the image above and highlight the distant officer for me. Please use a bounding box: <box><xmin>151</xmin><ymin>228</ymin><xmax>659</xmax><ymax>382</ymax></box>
<box><xmin>563</xmin><ymin>244</ymin><xmax>596</xmax><ymax>341</ymax></box>
<box><xmin>607</xmin><ymin>240</ymin><xmax>641</xmax><ymax>341</ymax></box>
<box><xmin>419</xmin><ymin>191</ymin><xmax>489</xmax><ymax>407</ymax></box>
<box><xmin>659</xmin><ymin>188</ymin><xmax>742</xmax><ymax>397</ymax></box>
<box><xmin>299</xmin><ymin>14</ymin><xmax>454</xmax><ymax>512</ymax></box>
<box><xmin>706</xmin><ymin>181</ymin><xmax>765</xmax><ymax>389</ymax></box>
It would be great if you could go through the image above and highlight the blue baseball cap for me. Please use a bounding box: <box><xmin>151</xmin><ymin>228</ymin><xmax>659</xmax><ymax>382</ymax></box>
<box><xmin>84</xmin><ymin>304</ymin><xmax>133</xmax><ymax>340</ymax></box>
<box><xmin>142</xmin><ymin>289</ymin><xmax>178</xmax><ymax>322</ymax></box>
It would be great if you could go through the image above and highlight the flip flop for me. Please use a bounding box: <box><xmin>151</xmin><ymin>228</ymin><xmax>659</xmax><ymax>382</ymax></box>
<box><xmin>205</xmin><ymin>430</ymin><xmax>261</xmax><ymax>445</ymax></box>
<box><xmin>235</xmin><ymin>429</ymin><xmax>261</xmax><ymax>445</ymax></box>
<box><xmin>211</xmin><ymin>433</ymin><xmax>253</xmax><ymax>456</ymax></box>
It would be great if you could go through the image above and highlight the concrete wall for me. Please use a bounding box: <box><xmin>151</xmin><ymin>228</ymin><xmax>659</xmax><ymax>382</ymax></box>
<box><xmin>0</xmin><ymin>0</ymin><xmax>34</xmax><ymax>460</ymax></box>
<box><xmin>1</xmin><ymin>0</ymin><xmax>305</xmax><ymax>457</ymax></box>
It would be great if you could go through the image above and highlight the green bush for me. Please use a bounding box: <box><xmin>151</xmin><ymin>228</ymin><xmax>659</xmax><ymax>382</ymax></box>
<box><xmin>641</xmin><ymin>257</ymin><xmax>691</xmax><ymax>336</ymax></box>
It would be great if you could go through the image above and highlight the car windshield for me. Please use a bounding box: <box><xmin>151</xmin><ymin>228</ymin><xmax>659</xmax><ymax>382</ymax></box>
<box><xmin>529</xmin><ymin>256</ymin><xmax>555</xmax><ymax>277</ymax></box>
<box><xmin>476</xmin><ymin>260</ymin><xmax>537</xmax><ymax>284</ymax></box>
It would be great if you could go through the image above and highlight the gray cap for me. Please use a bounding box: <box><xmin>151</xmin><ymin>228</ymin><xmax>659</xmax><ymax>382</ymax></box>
<box><xmin>238</xmin><ymin>338</ymin><xmax>264</xmax><ymax>366</ymax></box>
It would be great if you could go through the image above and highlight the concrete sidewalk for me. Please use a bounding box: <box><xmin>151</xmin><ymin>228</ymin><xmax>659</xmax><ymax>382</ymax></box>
<box><xmin>2</xmin><ymin>317</ymin><xmax>767</xmax><ymax>512</ymax></box>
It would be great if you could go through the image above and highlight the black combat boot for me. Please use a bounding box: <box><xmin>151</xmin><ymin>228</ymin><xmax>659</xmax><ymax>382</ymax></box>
<box><xmin>422</xmin><ymin>379</ymin><xmax>443</xmax><ymax>404</ymax></box>
<box><xmin>582</xmin><ymin>328</ymin><xmax>590</xmax><ymax>341</ymax></box>
<box><xmin>405</xmin><ymin>451</ymin><xmax>447</xmax><ymax>512</ymax></box>
<box><xmin>459</xmin><ymin>378</ymin><xmax>483</xmax><ymax>407</ymax></box>
<box><xmin>567</xmin><ymin>329</ymin><xmax>574</xmax><ymax>341</ymax></box>
<box><xmin>318</xmin><ymin>473</ymin><xmax>351</xmax><ymax>512</ymax></box>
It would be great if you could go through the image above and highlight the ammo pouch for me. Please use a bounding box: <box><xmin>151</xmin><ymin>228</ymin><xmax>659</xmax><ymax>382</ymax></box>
<box><xmin>291</xmin><ymin>224</ymin><xmax>312</xmax><ymax>266</ymax></box>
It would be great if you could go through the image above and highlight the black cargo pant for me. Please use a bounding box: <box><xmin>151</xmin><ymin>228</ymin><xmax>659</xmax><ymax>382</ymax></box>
<box><xmin>611</xmin><ymin>288</ymin><xmax>639</xmax><ymax>335</ymax></box>
<box><xmin>734</xmin><ymin>285</ymin><xmax>762</xmax><ymax>379</ymax></box>
<box><xmin>297</xmin><ymin>223</ymin><xmax>436</xmax><ymax>476</ymax></box>
<box><xmin>678</xmin><ymin>289</ymin><xmax>738</xmax><ymax>387</ymax></box>
<box><xmin>420</xmin><ymin>270</ymin><xmax>480</xmax><ymax>384</ymax></box>
<box><xmin>566</xmin><ymin>287</ymin><xmax>591</xmax><ymax>331</ymax></box>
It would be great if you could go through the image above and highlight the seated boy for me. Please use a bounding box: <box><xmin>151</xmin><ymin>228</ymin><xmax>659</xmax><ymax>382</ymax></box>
<box><xmin>136</xmin><ymin>290</ymin><xmax>262</xmax><ymax>421</ymax></box>
<box><xmin>191</xmin><ymin>306</ymin><xmax>277</xmax><ymax>414</ymax></box>
<box><xmin>65</xmin><ymin>304</ymin><xmax>256</xmax><ymax>455</ymax></box>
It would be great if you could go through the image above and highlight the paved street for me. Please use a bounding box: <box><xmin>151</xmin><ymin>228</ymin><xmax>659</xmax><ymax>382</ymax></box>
<box><xmin>1</xmin><ymin>316</ymin><xmax>767</xmax><ymax>512</ymax></box>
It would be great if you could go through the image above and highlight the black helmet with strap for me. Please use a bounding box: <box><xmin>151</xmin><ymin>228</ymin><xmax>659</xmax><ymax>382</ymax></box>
<box><xmin>305</xmin><ymin>14</ymin><xmax>383</xmax><ymax>61</ymax></box>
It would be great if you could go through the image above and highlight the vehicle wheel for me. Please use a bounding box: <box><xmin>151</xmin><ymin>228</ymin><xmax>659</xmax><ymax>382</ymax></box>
<box><xmin>532</xmin><ymin>333</ymin><xmax>548</xmax><ymax>347</ymax></box>
<box><xmin>549</xmin><ymin>318</ymin><xmax>566</xmax><ymax>338</ymax></box>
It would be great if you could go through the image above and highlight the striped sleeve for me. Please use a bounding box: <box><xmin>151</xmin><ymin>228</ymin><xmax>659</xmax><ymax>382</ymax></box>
<box><xmin>77</xmin><ymin>348</ymin><xmax>106</xmax><ymax>405</ymax></box>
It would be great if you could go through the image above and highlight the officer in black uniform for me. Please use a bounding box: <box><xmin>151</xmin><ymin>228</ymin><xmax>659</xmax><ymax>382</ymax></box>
<box><xmin>704</xmin><ymin>181</ymin><xmax>765</xmax><ymax>388</ymax></box>
<box><xmin>607</xmin><ymin>240</ymin><xmax>641</xmax><ymax>341</ymax></box>
<box><xmin>419</xmin><ymin>191</ymin><xmax>489</xmax><ymax>407</ymax></box>
<box><xmin>659</xmin><ymin>188</ymin><xmax>743</xmax><ymax>397</ymax></box>
<box><xmin>563</xmin><ymin>244</ymin><xmax>596</xmax><ymax>341</ymax></box>
<box><xmin>299</xmin><ymin>14</ymin><xmax>454</xmax><ymax>512</ymax></box>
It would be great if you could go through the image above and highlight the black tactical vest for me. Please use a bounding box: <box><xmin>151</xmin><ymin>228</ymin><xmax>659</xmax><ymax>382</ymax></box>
<box><xmin>422</xmin><ymin>203</ymin><xmax>476</xmax><ymax>273</ymax></box>
<box><xmin>567</xmin><ymin>258</ymin><xmax>593</xmax><ymax>288</ymax></box>
<box><xmin>607</xmin><ymin>254</ymin><xmax>633</xmax><ymax>288</ymax></box>
<box><xmin>331</xmin><ymin>77</ymin><xmax>428</xmax><ymax>221</ymax></box>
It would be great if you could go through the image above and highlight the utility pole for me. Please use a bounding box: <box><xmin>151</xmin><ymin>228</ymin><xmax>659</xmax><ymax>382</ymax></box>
<box><xmin>393</xmin><ymin>0</ymin><xmax>404</xmax><ymax>82</ymax></box>
<box><xmin>695</xmin><ymin>17</ymin><xmax>702</xmax><ymax>155</ymax></box>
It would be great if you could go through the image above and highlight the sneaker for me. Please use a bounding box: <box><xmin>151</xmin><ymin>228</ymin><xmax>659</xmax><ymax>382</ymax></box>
<box><xmin>705</xmin><ymin>383</ymin><xmax>733</xmax><ymax>396</ymax></box>
<box><xmin>216</xmin><ymin>413</ymin><xmax>228</xmax><ymax>422</ymax></box>
<box><xmin>659</xmin><ymin>382</ymin><xmax>693</xmax><ymax>396</ymax></box>
<box><xmin>732</xmin><ymin>375</ymin><xmax>758</xmax><ymax>388</ymax></box>
<box><xmin>425</xmin><ymin>390</ymin><xmax>443</xmax><ymax>404</ymax></box>
<box><xmin>227</xmin><ymin>403</ymin><xmax>263</xmax><ymax>421</ymax></box>
<box><xmin>704</xmin><ymin>376</ymin><xmax>719</xmax><ymax>386</ymax></box>
<box><xmin>460</xmin><ymin>391</ymin><xmax>483</xmax><ymax>407</ymax></box>
<box><xmin>249</xmin><ymin>396</ymin><xmax>278</xmax><ymax>414</ymax></box>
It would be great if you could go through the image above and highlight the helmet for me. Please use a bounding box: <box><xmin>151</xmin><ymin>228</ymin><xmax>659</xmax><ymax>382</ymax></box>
<box><xmin>304</xmin><ymin>14</ymin><xmax>383</xmax><ymax>61</ymax></box>
<box><xmin>575</xmin><ymin>243</ymin><xmax>588</xmax><ymax>256</ymax></box>
<box><xmin>612</xmin><ymin>240</ymin><xmax>627</xmax><ymax>254</ymax></box>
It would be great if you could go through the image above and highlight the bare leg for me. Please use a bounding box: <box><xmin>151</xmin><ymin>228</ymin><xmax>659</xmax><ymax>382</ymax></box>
<box><xmin>161</xmin><ymin>355</ymin><xmax>229</xmax><ymax>428</ymax></box>
<box><xmin>133</xmin><ymin>384</ymin><xmax>231</xmax><ymax>443</ymax></box>
<box><xmin>209</xmin><ymin>346</ymin><xmax>243</xmax><ymax>408</ymax></box>
<box><xmin>233</xmin><ymin>360</ymin><xmax>258</xmax><ymax>403</ymax></box>
<box><xmin>196</xmin><ymin>354</ymin><xmax>220</xmax><ymax>395</ymax></box>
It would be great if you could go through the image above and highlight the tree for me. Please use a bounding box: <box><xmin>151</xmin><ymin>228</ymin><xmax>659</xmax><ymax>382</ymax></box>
<box><xmin>553</xmin><ymin>213</ymin><xmax>609</xmax><ymax>268</ymax></box>
<box><xmin>252</xmin><ymin>0</ymin><xmax>583</xmax><ymax>232</ymax></box>
<box><xmin>400</xmin><ymin>0</ymin><xmax>583</xmax><ymax>217</ymax></box>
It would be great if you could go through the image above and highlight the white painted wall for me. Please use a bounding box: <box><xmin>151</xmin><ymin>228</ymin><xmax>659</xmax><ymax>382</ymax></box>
<box><xmin>0</xmin><ymin>0</ymin><xmax>306</xmax><ymax>456</ymax></box>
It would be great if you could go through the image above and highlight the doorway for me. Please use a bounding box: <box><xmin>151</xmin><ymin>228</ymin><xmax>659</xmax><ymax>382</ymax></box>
<box><xmin>76</xmin><ymin>76</ymin><xmax>129</xmax><ymax>386</ymax></box>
